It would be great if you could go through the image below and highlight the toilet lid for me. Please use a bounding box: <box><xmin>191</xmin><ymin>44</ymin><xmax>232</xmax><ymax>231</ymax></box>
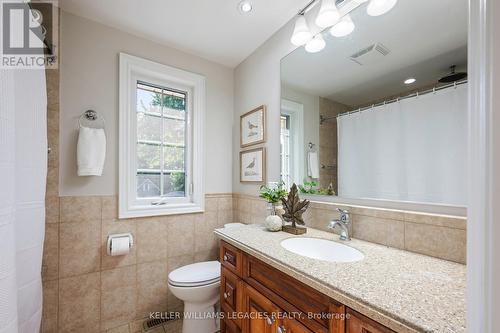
<box><xmin>168</xmin><ymin>261</ymin><xmax>221</xmax><ymax>287</ymax></box>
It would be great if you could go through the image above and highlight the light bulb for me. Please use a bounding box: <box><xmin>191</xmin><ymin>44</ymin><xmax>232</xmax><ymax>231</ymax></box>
<box><xmin>291</xmin><ymin>15</ymin><xmax>313</xmax><ymax>46</ymax></box>
<box><xmin>315</xmin><ymin>0</ymin><xmax>341</xmax><ymax>28</ymax></box>
<box><xmin>330</xmin><ymin>15</ymin><xmax>355</xmax><ymax>37</ymax></box>
<box><xmin>367</xmin><ymin>0</ymin><xmax>398</xmax><ymax>16</ymax></box>
<box><xmin>305</xmin><ymin>34</ymin><xmax>326</xmax><ymax>53</ymax></box>
<box><xmin>238</xmin><ymin>1</ymin><xmax>252</xmax><ymax>13</ymax></box>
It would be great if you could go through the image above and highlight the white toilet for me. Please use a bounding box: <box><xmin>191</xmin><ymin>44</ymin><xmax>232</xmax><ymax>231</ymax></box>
<box><xmin>168</xmin><ymin>261</ymin><xmax>221</xmax><ymax>333</ymax></box>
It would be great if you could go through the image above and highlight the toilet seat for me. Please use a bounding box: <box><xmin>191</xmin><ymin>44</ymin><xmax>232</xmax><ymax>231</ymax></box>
<box><xmin>168</xmin><ymin>260</ymin><xmax>220</xmax><ymax>287</ymax></box>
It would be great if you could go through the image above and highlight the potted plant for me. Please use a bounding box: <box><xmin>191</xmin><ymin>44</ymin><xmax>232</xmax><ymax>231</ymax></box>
<box><xmin>259</xmin><ymin>181</ymin><xmax>288</xmax><ymax>231</ymax></box>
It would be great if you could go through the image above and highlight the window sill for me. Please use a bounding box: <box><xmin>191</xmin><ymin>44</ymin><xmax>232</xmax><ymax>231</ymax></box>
<box><xmin>118</xmin><ymin>202</ymin><xmax>204</xmax><ymax>219</ymax></box>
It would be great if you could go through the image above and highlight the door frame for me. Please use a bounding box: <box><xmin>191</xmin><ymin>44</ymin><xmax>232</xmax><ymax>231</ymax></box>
<box><xmin>468</xmin><ymin>0</ymin><xmax>500</xmax><ymax>331</ymax></box>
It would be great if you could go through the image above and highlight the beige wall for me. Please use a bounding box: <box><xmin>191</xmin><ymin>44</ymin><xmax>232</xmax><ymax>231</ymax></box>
<box><xmin>60</xmin><ymin>11</ymin><xmax>234</xmax><ymax>196</ymax></box>
<box><xmin>43</xmin><ymin>11</ymin><xmax>236</xmax><ymax>333</ymax></box>
<box><xmin>233</xmin><ymin>21</ymin><xmax>298</xmax><ymax>195</ymax></box>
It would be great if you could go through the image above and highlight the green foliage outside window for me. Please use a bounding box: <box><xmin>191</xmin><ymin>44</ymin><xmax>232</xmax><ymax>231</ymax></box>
<box><xmin>152</xmin><ymin>93</ymin><xmax>186</xmax><ymax>111</ymax></box>
<box><xmin>171</xmin><ymin>172</ymin><xmax>186</xmax><ymax>192</ymax></box>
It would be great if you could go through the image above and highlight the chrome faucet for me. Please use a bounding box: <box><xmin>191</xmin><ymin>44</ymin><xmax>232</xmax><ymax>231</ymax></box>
<box><xmin>328</xmin><ymin>208</ymin><xmax>351</xmax><ymax>241</ymax></box>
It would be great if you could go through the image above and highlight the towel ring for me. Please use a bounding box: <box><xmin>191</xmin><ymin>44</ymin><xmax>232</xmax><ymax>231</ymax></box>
<box><xmin>79</xmin><ymin>110</ymin><xmax>105</xmax><ymax>129</ymax></box>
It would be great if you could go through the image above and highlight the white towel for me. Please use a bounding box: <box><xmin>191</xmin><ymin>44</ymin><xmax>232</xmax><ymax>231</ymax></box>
<box><xmin>307</xmin><ymin>151</ymin><xmax>319</xmax><ymax>179</ymax></box>
<box><xmin>77</xmin><ymin>126</ymin><xmax>106</xmax><ymax>176</ymax></box>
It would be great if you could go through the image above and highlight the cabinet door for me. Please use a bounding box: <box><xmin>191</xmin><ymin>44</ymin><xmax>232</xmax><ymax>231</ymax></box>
<box><xmin>346</xmin><ymin>308</ymin><xmax>395</xmax><ymax>333</ymax></box>
<box><xmin>222</xmin><ymin>317</ymin><xmax>242</xmax><ymax>333</ymax></box>
<box><xmin>242</xmin><ymin>284</ymin><xmax>280</xmax><ymax>333</ymax></box>
<box><xmin>277</xmin><ymin>317</ymin><xmax>315</xmax><ymax>333</ymax></box>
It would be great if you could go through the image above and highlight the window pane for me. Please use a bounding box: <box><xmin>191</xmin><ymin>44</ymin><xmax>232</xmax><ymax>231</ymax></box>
<box><xmin>136</xmin><ymin>173</ymin><xmax>161</xmax><ymax>198</ymax></box>
<box><xmin>137</xmin><ymin>84</ymin><xmax>161</xmax><ymax>115</ymax></box>
<box><xmin>162</xmin><ymin>172</ymin><xmax>186</xmax><ymax>197</ymax></box>
<box><xmin>137</xmin><ymin>143</ymin><xmax>160</xmax><ymax>170</ymax></box>
<box><xmin>163</xmin><ymin>146</ymin><xmax>185</xmax><ymax>171</ymax></box>
<box><xmin>136</xmin><ymin>81</ymin><xmax>187</xmax><ymax>200</ymax></box>
<box><xmin>163</xmin><ymin>118</ymin><xmax>185</xmax><ymax>145</ymax></box>
<box><xmin>137</xmin><ymin>113</ymin><xmax>161</xmax><ymax>142</ymax></box>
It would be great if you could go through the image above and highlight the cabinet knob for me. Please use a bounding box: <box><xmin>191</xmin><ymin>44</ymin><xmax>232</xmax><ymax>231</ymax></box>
<box><xmin>277</xmin><ymin>325</ymin><xmax>286</xmax><ymax>333</ymax></box>
<box><xmin>223</xmin><ymin>291</ymin><xmax>231</xmax><ymax>299</ymax></box>
<box><xmin>223</xmin><ymin>254</ymin><xmax>228</xmax><ymax>261</ymax></box>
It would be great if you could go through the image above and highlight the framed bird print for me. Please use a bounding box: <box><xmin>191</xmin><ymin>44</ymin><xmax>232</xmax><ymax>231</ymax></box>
<box><xmin>240</xmin><ymin>148</ymin><xmax>266</xmax><ymax>184</ymax></box>
<box><xmin>240</xmin><ymin>105</ymin><xmax>266</xmax><ymax>147</ymax></box>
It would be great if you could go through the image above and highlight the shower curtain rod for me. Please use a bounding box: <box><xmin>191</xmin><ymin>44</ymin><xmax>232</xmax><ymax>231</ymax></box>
<box><xmin>321</xmin><ymin>79</ymin><xmax>468</xmax><ymax>123</ymax></box>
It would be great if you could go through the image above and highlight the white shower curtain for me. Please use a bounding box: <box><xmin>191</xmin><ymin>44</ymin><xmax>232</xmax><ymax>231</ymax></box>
<box><xmin>0</xmin><ymin>67</ymin><xmax>47</xmax><ymax>333</ymax></box>
<box><xmin>337</xmin><ymin>84</ymin><xmax>467</xmax><ymax>206</ymax></box>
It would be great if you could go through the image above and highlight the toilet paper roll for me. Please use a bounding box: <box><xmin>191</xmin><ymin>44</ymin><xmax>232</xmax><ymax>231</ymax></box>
<box><xmin>108</xmin><ymin>236</ymin><xmax>130</xmax><ymax>256</ymax></box>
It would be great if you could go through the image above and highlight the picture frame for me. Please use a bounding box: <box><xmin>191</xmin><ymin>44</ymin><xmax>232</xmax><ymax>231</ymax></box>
<box><xmin>240</xmin><ymin>105</ymin><xmax>266</xmax><ymax>148</ymax></box>
<box><xmin>240</xmin><ymin>147</ymin><xmax>266</xmax><ymax>184</ymax></box>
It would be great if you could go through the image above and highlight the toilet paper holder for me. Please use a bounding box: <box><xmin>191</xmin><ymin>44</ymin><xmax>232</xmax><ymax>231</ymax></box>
<box><xmin>106</xmin><ymin>233</ymin><xmax>134</xmax><ymax>256</ymax></box>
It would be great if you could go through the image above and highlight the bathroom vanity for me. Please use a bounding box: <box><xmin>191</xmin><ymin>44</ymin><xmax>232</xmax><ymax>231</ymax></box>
<box><xmin>215</xmin><ymin>225</ymin><xmax>466</xmax><ymax>333</ymax></box>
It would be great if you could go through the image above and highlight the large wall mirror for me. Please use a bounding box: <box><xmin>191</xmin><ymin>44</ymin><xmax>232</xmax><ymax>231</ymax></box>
<box><xmin>280</xmin><ymin>0</ymin><xmax>467</xmax><ymax>213</ymax></box>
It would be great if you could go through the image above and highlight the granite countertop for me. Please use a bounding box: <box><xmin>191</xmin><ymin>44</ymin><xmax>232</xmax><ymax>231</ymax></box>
<box><xmin>214</xmin><ymin>224</ymin><xmax>466</xmax><ymax>333</ymax></box>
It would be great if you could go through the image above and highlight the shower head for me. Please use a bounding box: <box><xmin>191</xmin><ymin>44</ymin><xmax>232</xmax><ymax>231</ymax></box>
<box><xmin>439</xmin><ymin>65</ymin><xmax>467</xmax><ymax>83</ymax></box>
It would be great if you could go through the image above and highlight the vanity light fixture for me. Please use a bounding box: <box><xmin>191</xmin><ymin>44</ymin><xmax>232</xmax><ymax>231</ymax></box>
<box><xmin>330</xmin><ymin>14</ymin><xmax>355</xmax><ymax>37</ymax></box>
<box><xmin>305</xmin><ymin>34</ymin><xmax>326</xmax><ymax>53</ymax></box>
<box><xmin>404</xmin><ymin>77</ymin><xmax>416</xmax><ymax>85</ymax></box>
<box><xmin>291</xmin><ymin>15</ymin><xmax>313</xmax><ymax>46</ymax></box>
<box><xmin>291</xmin><ymin>0</ymin><xmax>398</xmax><ymax>50</ymax></box>
<box><xmin>238</xmin><ymin>0</ymin><xmax>253</xmax><ymax>13</ymax></box>
<box><xmin>315</xmin><ymin>0</ymin><xmax>341</xmax><ymax>28</ymax></box>
<box><xmin>366</xmin><ymin>0</ymin><xmax>398</xmax><ymax>16</ymax></box>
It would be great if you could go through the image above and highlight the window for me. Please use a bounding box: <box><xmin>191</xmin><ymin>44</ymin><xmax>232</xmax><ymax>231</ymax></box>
<box><xmin>280</xmin><ymin>115</ymin><xmax>291</xmax><ymax>189</ymax></box>
<box><xmin>280</xmin><ymin>99</ymin><xmax>305</xmax><ymax>189</ymax></box>
<box><xmin>119</xmin><ymin>53</ymin><xmax>205</xmax><ymax>218</ymax></box>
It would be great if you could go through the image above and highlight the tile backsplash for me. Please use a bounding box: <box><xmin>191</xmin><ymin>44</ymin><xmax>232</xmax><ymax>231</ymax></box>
<box><xmin>233</xmin><ymin>194</ymin><xmax>466</xmax><ymax>264</ymax></box>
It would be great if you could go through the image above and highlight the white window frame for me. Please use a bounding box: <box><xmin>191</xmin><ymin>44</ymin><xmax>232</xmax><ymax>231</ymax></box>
<box><xmin>281</xmin><ymin>99</ymin><xmax>304</xmax><ymax>187</ymax></box>
<box><xmin>119</xmin><ymin>53</ymin><xmax>205</xmax><ymax>218</ymax></box>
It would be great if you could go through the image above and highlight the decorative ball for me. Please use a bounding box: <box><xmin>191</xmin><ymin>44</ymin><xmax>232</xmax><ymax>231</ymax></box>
<box><xmin>265</xmin><ymin>215</ymin><xmax>283</xmax><ymax>232</ymax></box>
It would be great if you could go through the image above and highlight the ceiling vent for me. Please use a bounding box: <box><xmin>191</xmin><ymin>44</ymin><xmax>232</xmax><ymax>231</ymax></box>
<box><xmin>349</xmin><ymin>43</ymin><xmax>390</xmax><ymax>65</ymax></box>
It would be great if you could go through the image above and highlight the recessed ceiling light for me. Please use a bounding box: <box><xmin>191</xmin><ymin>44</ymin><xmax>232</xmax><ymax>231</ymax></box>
<box><xmin>404</xmin><ymin>77</ymin><xmax>416</xmax><ymax>85</ymax></box>
<box><xmin>238</xmin><ymin>0</ymin><xmax>253</xmax><ymax>13</ymax></box>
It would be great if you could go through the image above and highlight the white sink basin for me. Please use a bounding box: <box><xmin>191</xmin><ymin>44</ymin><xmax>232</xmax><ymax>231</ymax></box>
<box><xmin>280</xmin><ymin>237</ymin><xmax>364</xmax><ymax>263</ymax></box>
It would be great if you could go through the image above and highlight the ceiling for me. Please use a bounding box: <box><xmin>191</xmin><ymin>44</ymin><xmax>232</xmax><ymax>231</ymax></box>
<box><xmin>281</xmin><ymin>0</ymin><xmax>468</xmax><ymax>107</ymax></box>
<box><xmin>60</xmin><ymin>0</ymin><xmax>310</xmax><ymax>68</ymax></box>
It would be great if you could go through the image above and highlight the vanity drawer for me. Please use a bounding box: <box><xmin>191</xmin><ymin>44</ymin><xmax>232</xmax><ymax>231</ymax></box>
<box><xmin>220</xmin><ymin>240</ymin><xmax>243</xmax><ymax>275</ymax></box>
<box><xmin>221</xmin><ymin>267</ymin><xmax>243</xmax><ymax>327</ymax></box>
<box><xmin>243</xmin><ymin>255</ymin><xmax>331</xmax><ymax>329</ymax></box>
<box><xmin>346</xmin><ymin>308</ymin><xmax>395</xmax><ymax>333</ymax></box>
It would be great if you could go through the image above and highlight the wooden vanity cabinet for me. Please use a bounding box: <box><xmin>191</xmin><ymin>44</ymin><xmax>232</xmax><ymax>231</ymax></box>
<box><xmin>220</xmin><ymin>240</ymin><xmax>395</xmax><ymax>333</ymax></box>
<box><xmin>346</xmin><ymin>308</ymin><xmax>395</xmax><ymax>333</ymax></box>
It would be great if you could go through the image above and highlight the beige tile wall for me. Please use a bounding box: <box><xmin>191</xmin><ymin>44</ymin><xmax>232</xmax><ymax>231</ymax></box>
<box><xmin>233</xmin><ymin>194</ymin><xmax>467</xmax><ymax>264</ymax></box>
<box><xmin>318</xmin><ymin>97</ymin><xmax>349</xmax><ymax>191</ymax></box>
<box><xmin>42</xmin><ymin>194</ymin><xmax>232</xmax><ymax>333</ymax></box>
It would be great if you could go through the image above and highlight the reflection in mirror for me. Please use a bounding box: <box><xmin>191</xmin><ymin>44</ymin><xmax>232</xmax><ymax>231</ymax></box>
<box><xmin>280</xmin><ymin>0</ymin><xmax>467</xmax><ymax>207</ymax></box>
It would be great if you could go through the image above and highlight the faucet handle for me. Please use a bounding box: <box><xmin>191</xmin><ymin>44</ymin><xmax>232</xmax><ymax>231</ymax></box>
<box><xmin>337</xmin><ymin>208</ymin><xmax>349</xmax><ymax>215</ymax></box>
<box><xmin>337</xmin><ymin>208</ymin><xmax>350</xmax><ymax>223</ymax></box>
